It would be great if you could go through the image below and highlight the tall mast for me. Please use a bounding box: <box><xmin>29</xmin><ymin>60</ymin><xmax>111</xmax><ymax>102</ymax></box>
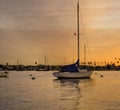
<box><xmin>77</xmin><ymin>0</ymin><xmax>80</xmax><ymax>65</ymax></box>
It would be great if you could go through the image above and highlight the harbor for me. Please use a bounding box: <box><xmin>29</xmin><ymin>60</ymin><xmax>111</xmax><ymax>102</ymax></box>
<box><xmin>0</xmin><ymin>0</ymin><xmax>120</xmax><ymax>109</ymax></box>
<box><xmin>0</xmin><ymin>71</ymin><xmax>120</xmax><ymax>110</ymax></box>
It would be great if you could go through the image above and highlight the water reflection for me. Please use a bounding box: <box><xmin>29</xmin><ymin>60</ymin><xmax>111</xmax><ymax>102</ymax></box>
<box><xmin>54</xmin><ymin>79</ymin><xmax>80</xmax><ymax>87</ymax></box>
<box><xmin>53</xmin><ymin>78</ymin><xmax>94</xmax><ymax>110</ymax></box>
<box><xmin>54</xmin><ymin>78</ymin><xmax>94</xmax><ymax>88</ymax></box>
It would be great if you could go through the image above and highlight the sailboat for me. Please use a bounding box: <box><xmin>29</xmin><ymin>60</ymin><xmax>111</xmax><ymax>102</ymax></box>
<box><xmin>53</xmin><ymin>0</ymin><xmax>93</xmax><ymax>79</ymax></box>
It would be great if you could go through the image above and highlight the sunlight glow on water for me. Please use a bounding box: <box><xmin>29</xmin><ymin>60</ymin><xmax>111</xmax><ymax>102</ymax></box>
<box><xmin>0</xmin><ymin>71</ymin><xmax>120</xmax><ymax>110</ymax></box>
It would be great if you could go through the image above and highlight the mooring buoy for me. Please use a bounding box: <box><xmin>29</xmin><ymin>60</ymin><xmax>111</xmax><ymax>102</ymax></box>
<box><xmin>31</xmin><ymin>77</ymin><xmax>35</xmax><ymax>80</ymax></box>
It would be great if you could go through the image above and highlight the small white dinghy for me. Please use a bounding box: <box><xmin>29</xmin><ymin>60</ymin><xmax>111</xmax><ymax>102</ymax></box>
<box><xmin>0</xmin><ymin>71</ymin><xmax>9</xmax><ymax>77</ymax></box>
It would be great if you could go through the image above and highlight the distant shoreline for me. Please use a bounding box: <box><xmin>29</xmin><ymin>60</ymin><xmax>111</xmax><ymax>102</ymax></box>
<box><xmin>0</xmin><ymin>64</ymin><xmax>120</xmax><ymax>71</ymax></box>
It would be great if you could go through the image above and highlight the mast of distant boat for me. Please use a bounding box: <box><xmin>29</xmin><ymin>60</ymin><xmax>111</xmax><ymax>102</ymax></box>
<box><xmin>84</xmin><ymin>44</ymin><xmax>86</xmax><ymax>67</ymax></box>
<box><xmin>77</xmin><ymin>0</ymin><xmax>80</xmax><ymax>66</ymax></box>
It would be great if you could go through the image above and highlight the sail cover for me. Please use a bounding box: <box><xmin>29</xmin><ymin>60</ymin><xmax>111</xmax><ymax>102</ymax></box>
<box><xmin>61</xmin><ymin>60</ymin><xmax>79</xmax><ymax>72</ymax></box>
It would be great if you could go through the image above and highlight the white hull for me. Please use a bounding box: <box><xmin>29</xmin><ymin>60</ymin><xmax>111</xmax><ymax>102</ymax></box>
<box><xmin>53</xmin><ymin>70</ymin><xmax>92</xmax><ymax>79</ymax></box>
<box><xmin>0</xmin><ymin>72</ymin><xmax>9</xmax><ymax>77</ymax></box>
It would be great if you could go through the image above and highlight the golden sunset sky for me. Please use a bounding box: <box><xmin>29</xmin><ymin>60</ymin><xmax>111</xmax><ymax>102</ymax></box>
<box><xmin>0</xmin><ymin>0</ymin><xmax>120</xmax><ymax>65</ymax></box>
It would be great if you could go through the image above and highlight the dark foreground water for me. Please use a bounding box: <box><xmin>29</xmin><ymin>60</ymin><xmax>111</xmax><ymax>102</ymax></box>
<box><xmin>0</xmin><ymin>71</ymin><xmax>120</xmax><ymax>110</ymax></box>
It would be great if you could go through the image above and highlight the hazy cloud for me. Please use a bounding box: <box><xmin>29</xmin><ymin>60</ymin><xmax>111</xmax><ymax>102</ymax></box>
<box><xmin>0</xmin><ymin>0</ymin><xmax>120</xmax><ymax>64</ymax></box>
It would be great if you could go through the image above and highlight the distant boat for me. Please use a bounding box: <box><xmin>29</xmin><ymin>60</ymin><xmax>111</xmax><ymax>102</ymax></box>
<box><xmin>36</xmin><ymin>68</ymin><xmax>49</xmax><ymax>71</ymax></box>
<box><xmin>0</xmin><ymin>71</ymin><xmax>9</xmax><ymax>77</ymax></box>
<box><xmin>53</xmin><ymin>0</ymin><xmax>93</xmax><ymax>79</ymax></box>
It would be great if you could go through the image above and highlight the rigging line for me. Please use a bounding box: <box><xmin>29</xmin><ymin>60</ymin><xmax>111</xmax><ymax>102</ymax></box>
<box><xmin>79</xmin><ymin>4</ymin><xmax>93</xmax><ymax>65</ymax></box>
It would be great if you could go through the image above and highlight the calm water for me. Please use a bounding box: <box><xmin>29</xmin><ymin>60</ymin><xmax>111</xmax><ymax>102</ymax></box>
<box><xmin>0</xmin><ymin>71</ymin><xmax>120</xmax><ymax>110</ymax></box>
